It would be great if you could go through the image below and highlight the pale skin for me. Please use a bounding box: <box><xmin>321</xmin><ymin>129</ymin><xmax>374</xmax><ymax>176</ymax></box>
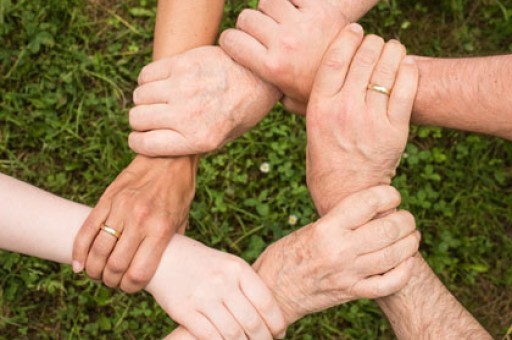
<box><xmin>72</xmin><ymin>0</ymin><xmax>226</xmax><ymax>293</ymax></box>
<box><xmin>0</xmin><ymin>173</ymin><xmax>418</xmax><ymax>338</ymax></box>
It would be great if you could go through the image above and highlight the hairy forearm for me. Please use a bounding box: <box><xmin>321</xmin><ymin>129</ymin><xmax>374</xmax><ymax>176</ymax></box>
<box><xmin>153</xmin><ymin>0</ymin><xmax>225</xmax><ymax>60</ymax></box>
<box><xmin>413</xmin><ymin>55</ymin><xmax>512</xmax><ymax>140</ymax></box>
<box><xmin>377</xmin><ymin>254</ymin><xmax>490</xmax><ymax>339</ymax></box>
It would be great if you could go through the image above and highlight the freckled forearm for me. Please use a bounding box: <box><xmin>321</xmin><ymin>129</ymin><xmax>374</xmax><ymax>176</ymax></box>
<box><xmin>412</xmin><ymin>55</ymin><xmax>512</xmax><ymax>140</ymax></box>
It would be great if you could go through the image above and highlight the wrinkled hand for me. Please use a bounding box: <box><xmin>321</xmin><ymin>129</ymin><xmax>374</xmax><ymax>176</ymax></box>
<box><xmin>253</xmin><ymin>186</ymin><xmax>419</xmax><ymax>325</ymax></box>
<box><xmin>146</xmin><ymin>235</ymin><xmax>286</xmax><ymax>340</ymax></box>
<box><xmin>220</xmin><ymin>0</ymin><xmax>347</xmax><ymax>114</ymax></box>
<box><xmin>72</xmin><ymin>156</ymin><xmax>197</xmax><ymax>293</ymax></box>
<box><xmin>128</xmin><ymin>46</ymin><xmax>281</xmax><ymax>157</ymax></box>
<box><xmin>306</xmin><ymin>26</ymin><xmax>419</xmax><ymax>215</ymax></box>
<box><xmin>165</xmin><ymin>186</ymin><xmax>418</xmax><ymax>338</ymax></box>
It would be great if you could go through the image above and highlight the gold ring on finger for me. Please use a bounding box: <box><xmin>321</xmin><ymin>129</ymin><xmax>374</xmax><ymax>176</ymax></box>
<box><xmin>367</xmin><ymin>83</ymin><xmax>391</xmax><ymax>96</ymax></box>
<box><xmin>101</xmin><ymin>225</ymin><xmax>122</xmax><ymax>239</ymax></box>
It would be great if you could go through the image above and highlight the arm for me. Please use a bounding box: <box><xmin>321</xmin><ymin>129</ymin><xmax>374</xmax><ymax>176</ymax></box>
<box><xmin>305</xmin><ymin>27</ymin><xmax>490</xmax><ymax>338</ymax></box>
<box><xmin>0</xmin><ymin>173</ymin><xmax>286</xmax><ymax>339</ymax></box>
<box><xmin>72</xmin><ymin>0</ymin><xmax>225</xmax><ymax>293</ymax></box>
<box><xmin>413</xmin><ymin>55</ymin><xmax>512</xmax><ymax>140</ymax></box>
<box><xmin>221</xmin><ymin>1</ymin><xmax>512</xmax><ymax>142</ymax></box>
<box><xmin>377</xmin><ymin>254</ymin><xmax>492</xmax><ymax>339</ymax></box>
<box><xmin>153</xmin><ymin>0</ymin><xmax>225</xmax><ymax>59</ymax></box>
<box><xmin>126</xmin><ymin>0</ymin><xmax>380</xmax><ymax>158</ymax></box>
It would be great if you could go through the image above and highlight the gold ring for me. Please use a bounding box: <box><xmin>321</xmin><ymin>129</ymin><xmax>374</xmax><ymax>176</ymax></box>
<box><xmin>367</xmin><ymin>83</ymin><xmax>391</xmax><ymax>96</ymax></box>
<box><xmin>101</xmin><ymin>225</ymin><xmax>122</xmax><ymax>239</ymax></box>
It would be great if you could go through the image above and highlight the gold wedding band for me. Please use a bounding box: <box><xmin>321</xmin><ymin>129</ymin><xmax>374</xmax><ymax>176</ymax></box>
<box><xmin>101</xmin><ymin>225</ymin><xmax>122</xmax><ymax>239</ymax></box>
<box><xmin>367</xmin><ymin>83</ymin><xmax>391</xmax><ymax>96</ymax></box>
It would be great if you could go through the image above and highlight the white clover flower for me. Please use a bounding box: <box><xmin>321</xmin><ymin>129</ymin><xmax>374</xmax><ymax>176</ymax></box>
<box><xmin>402</xmin><ymin>152</ymin><xmax>409</xmax><ymax>159</ymax></box>
<box><xmin>288</xmin><ymin>214</ymin><xmax>298</xmax><ymax>226</ymax></box>
<box><xmin>259</xmin><ymin>162</ymin><xmax>270</xmax><ymax>174</ymax></box>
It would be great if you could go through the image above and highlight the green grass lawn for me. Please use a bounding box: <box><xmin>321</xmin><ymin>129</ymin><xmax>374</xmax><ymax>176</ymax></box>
<box><xmin>1</xmin><ymin>0</ymin><xmax>512</xmax><ymax>338</ymax></box>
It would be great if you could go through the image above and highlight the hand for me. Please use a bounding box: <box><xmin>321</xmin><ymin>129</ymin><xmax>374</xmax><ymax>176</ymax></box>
<box><xmin>306</xmin><ymin>26</ymin><xmax>419</xmax><ymax>215</ymax></box>
<box><xmin>72</xmin><ymin>155</ymin><xmax>197</xmax><ymax>293</ymax></box>
<box><xmin>128</xmin><ymin>46</ymin><xmax>281</xmax><ymax>157</ymax></box>
<box><xmin>220</xmin><ymin>0</ymin><xmax>347</xmax><ymax>114</ymax></box>
<box><xmin>146</xmin><ymin>235</ymin><xmax>286</xmax><ymax>340</ymax></box>
<box><xmin>253</xmin><ymin>186</ymin><xmax>419</xmax><ymax>325</ymax></box>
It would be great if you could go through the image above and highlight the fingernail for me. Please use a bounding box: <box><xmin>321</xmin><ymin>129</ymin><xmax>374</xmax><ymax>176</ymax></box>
<box><xmin>349</xmin><ymin>23</ymin><xmax>363</xmax><ymax>33</ymax></box>
<box><xmin>72</xmin><ymin>260</ymin><xmax>83</xmax><ymax>273</ymax></box>
<box><xmin>403</xmin><ymin>56</ymin><xmax>416</xmax><ymax>65</ymax></box>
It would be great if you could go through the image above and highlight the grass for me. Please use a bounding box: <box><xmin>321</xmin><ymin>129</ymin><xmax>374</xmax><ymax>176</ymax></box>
<box><xmin>1</xmin><ymin>0</ymin><xmax>512</xmax><ymax>338</ymax></box>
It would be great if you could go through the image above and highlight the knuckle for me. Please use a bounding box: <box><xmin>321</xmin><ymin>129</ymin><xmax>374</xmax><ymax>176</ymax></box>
<box><xmin>132</xmin><ymin>201</ymin><xmax>152</xmax><ymax>221</ymax></box>
<box><xmin>236</xmin><ymin>9</ymin><xmax>251</xmax><ymax>28</ymax></box>
<box><xmin>323</xmin><ymin>52</ymin><xmax>346</xmax><ymax>70</ymax></box>
<box><xmin>132</xmin><ymin>87</ymin><xmax>143</xmax><ymax>105</ymax></box>
<box><xmin>225</xmin><ymin>326</ymin><xmax>244</xmax><ymax>339</ymax></box>
<box><xmin>264</xmin><ymin>57</ymin><xmax>284</xmax><ymax>77</ymax></box>
<box><xmin>196</xmin><ymin>130</ymin><xmax>222</xmax><ymax>152</ymax></box>
<box><xmin>359</xmin><ymin>191</ymin><xmax>380</xmax><ymax>211</ymax></box>
<box><xmin>128</xmin><ymin>107</ymin><xmax>141</xmax><ymax>128</ymax></box>
<box><xmin>379</xmin><ymin>247</ymin><xmax>397</xmax><ymax>269</ymax></box>
<box><xmin>355</xmin><ymin>50</ymin><xmax>379</xmax><ymax>67</ymax></box>
<box><xmin>399</xmin><ymin>210</ymin><xmax>416</xmax><ymax>230</ymax></box>
<box><xmin>379</xmin><ymin>219</ymin><xmax>399</xmax><ymax>242</ymax></box>
<box><xmin>257</xmin><ymin>0</ymin><xmax>269</xmax><ymax>10</ymax></box>
<box><xmin>153</xmin><ymin>222</ymin><xmax>173</xmax><ymax>240</ymax></box>
<box><xmin>138</xmin><ymin>65</ymin><xmax>151</xmax><ymax>85</ymax></box>
<box><xmin>243</xmin><ymin>313</ymin><xmax>262</xmax><ymax>332</ymax></box>
<box><xmin>126</xmin><ymin>266</ymin><xmax>152</xmax><ymax>286</ymax></box>
<box><xmin>106</xmin><ymin>257</ymin><xmax>128</xmax><ymax>275</ymax></box>
<box><xmin>375</xmin><ymin>62</ymin><xmax>397</xmax><ymax>78</ymax></box>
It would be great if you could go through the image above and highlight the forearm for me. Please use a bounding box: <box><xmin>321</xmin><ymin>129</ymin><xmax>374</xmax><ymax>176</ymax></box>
<box><xmin>413</xmin><ymin>55</ymin><xmax>512</xmax><ymax>140</ymax></box>
<box><xmin>377</xmin><ymin>253</ymin><xmax>490</xmax><ymax>339</ymax></box>
<box><xmin>135</xmin><ymin>0</ymin><xmax>226</xmax><ymax>199</ymax></box>
<box><xmin>153</xmin><ymin>0</ymin><xmax>225</xmax><ymax>60</ymax></box>
<box><xmin>0</xmin><ymin>173</ymin><xmax>89</xmax><ymax>263</ymax></box>
<box><xmin>330</xmin><ymin>0</ymin><xmax>379</xmax><ymax>22</ymax></box>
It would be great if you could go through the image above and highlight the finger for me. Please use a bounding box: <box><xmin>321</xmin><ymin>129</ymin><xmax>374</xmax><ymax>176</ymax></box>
<box><xmin>281</xmin><ymin>97</ymin><xmax>307</xmax><ymax>115</ymax></box>
<box><xmin>288</xmin><ymin>0</ymin><xmax>309</xmax><ymax>8</ymax></box>
<box><xmin>72</xmin><ymin>201</ymin><xmax>110</xmax><ymax>273</ymax></box>
<box><xmin>366</xmin><ymin>40</ymin><xmax>405</xmax><ymax>116</ymax></box>
<box><xmin>356</xmin><ymin>231</ymin><xmax>421</xmax><ymax>276</ymax></box>
<box><xmin>132</xmin><ymin>79</ymin><xmax>172</xmax><ymax>105</ymax></box>
<box><xmin>236</xmin><ymin>9</ymin><xmax>278</xmax><ymax>47</ymax></box>
<box><xmin>258</xmin><ymin>0</ymin><xmax>298</xmax><ymax>23</ymax></box>
<box><xmin>129</xmin><ymin>104</ymin><xmax>182</xmax><ymax>132</ymax></box>
<box><xmin>352</xmin><ymin>210</ymin><xmax>416</xmax><ymax>255</ymax></box>
<box><xmin>240</xmin><ymin>269</ymin><xmax>287</xmax><ymax>337</ymax></box>
<box><xmin>219</xmin><ymin>29</ymin><xmax>268</xmax><ymax>79</ymax></box>
<box><xmin>388</xmin><ymin>56</ymin><xmax>419</xmax><ymax>127</ymax></box>
<box><xmin>343</xmin><ymin>34</ymin><xmax>385</xmax><ymax>100</ymax></box>
<box><xmin>311</xmin><ymin>23</ymin><xmax>364</xmax><ymax>98</ymax></box>
<box><xmin>164</xmin><ymin>327</ymin><xmax>198</xmax><ymax>340</ymax></box>
<box><xmin>137</xmin><ymin>57</ymin><xmax>176</xmax><ymax>85</ymax></box>
<box><xmin>182</xmin><ymin>312</ymin><xmax>223</xmax><ymax>340</ymax></box>
<box><xmin>203</xmin><ymin>305</ymin><xmax>247</xmax><ymax>340</ymax></box>
<box><xmin>320</xmin><ymin>185</ymin><xmax>402</xmax><ymax>231</ymax></box>
<box><xmin>128</xmin><ymin>130</ymin><xmax>194</xmax><ymax>157</ymax></box>
<box><xmin>224</xmin><ymin>290</ymin><xmax>273</xmax><ymax>340</ymax></box>
<box><xmin>85</xmin><ymin>208</ymin><xmax>125</xmax><ymax>280</ymax></box>
<box><xmin>353</xmin><ymin>256</ymin><xmax>416</xmax><ymax>299</ymax></box>
<box><xmin>102</xmin><ymin>225</ymin><xmax>143</xmax><ymax>288</ymax></box>
<box><xmin>119</xmin><ymin>235</ymin><xmax>170</xmax><ymax>293</ymax></box>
